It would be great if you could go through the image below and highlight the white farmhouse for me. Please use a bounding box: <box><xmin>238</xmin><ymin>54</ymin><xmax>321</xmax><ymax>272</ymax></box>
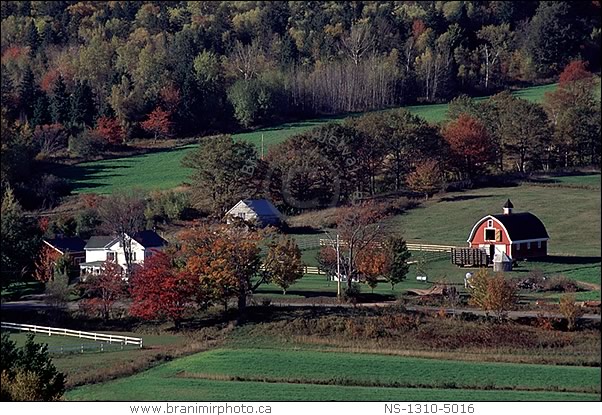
<box><xmin>224</xmin><ymin>199</ymin><xmax>283</xmax><ymax>227</ymax></box>
<box><xmin>79</xmin><ymin>230</ymin><xmax>168</xmax><ymax>277</ymax></box>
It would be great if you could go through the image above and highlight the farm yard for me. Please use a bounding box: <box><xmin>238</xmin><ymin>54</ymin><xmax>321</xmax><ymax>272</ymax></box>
<box><xmin>55</xmin><ymin>83</ymin><xmax>559</xmax><ymax>195</ymax></box>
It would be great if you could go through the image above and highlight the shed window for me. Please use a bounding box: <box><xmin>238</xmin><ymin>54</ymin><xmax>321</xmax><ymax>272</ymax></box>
<box><xmin>485</xmin><ymin>229</ymin><xmax>496</xmax><ymax>241</ymax></box>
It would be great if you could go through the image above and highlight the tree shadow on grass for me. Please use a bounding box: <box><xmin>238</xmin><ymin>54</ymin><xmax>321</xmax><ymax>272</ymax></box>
<box><xmin>532</xmin><ymin>256</ymin><xmax>601</xmax><ymax>266</ymax></box>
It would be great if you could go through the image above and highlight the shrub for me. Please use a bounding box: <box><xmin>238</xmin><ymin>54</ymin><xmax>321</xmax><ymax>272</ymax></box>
<box><xmin>69</xmin><ymin>129</ymin><xmax>106</xmax><ymax>158</ymax></box>
<box><xmin>543</xmin><ymin>275</ymin><xmax>579</xmax><ymax>293</ymax></box>
<box><xmin>559</xmin><ymin>294</ymin><xmax>583</xmax><ymax>331</ymax></box>
<box><xmin>144</xmin><ymin>190</ymin><xmax>191</xmax><ymax>226</ymax></box>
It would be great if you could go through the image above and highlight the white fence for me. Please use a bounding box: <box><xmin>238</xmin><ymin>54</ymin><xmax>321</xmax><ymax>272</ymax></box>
<box><xmin>319</xmin><ymin>238</ymin><xmax>456</xmax><ymax>253</ymax></box>
<box><xmin>1</xmin><ymin>322</ymin><xmax>143</xmax><ymax>348</ymax></box>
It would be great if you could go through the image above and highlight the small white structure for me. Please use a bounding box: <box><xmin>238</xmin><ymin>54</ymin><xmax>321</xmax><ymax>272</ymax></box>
<box><xmin>79</xmin><ymin>230</ymin><xmax>167</xmax><ymax>277</ymax></box>
<box><xmin>493</xmin><ymin>251</ymin><xmax>513</xmax><ymax>272</ymax></box>
<box><xmin>224</xmin><ymin>199</ymin><xmax>283</xmax><ymax>227</ymax></box>
<box><xmin>464</xmin><ymin>272</ymin><xmax>473</xmax><ymax>288</ymax></box>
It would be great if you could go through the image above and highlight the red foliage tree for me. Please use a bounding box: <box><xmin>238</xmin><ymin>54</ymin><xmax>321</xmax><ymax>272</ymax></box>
<box><xmin>140</xmin><ymin>107</ymin><xmax>173</xmax><ymax>143</ymax></box>
<box><xmin>129</xmin><ymin>251</ymin><xmax>198</xmax><ymax>328</ymax></box>
<box><xmin>80</xmin><ymin>261</ymin><xmax>127</xmax><ymax>320</ymax></box>
<box><xmin>558</xmin><ymin>60</ymin><xmax>594</xmax><ymax>85</ymax></box>
<box><xmin>159</xmin><ymin>84</ymin><xmax>181</xmax><ymax>113</ymax></box>
<box><xmin>33</xmin><ymin>244</ymin><xmax>61</xmax><ymax>283</ymax></box>
<box><xmin>95</xmin><ymin>116</ymin><xmax>125</xmax><ymax>145</ymax></box>
<box><xmin>443</xmin><ymin>114</ymin><xmax>495</xmax><ymax>177</ymax></box>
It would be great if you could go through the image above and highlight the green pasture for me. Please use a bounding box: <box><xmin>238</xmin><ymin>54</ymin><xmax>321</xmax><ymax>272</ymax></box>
<box><xmin>66</xmin><ymin>347</ymin><xmax>600</xmax><ymax>401</ymax></box>
<box><xmin>386</xmin><ymin>175</ymin><xmax>601</xmax><ymax>257</ymax></box>
<box><xmin>57</xmin><ymin>83</ymin><xmax>558</xmax><ymax>195</ymax></box>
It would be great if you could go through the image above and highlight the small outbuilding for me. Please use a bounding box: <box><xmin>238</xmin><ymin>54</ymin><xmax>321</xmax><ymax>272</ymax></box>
<box><xmin>42</xmin><ymin>236</ymin><xmax>87</xmax><ymax>266</ymax></box>
<box><xmin>224</xmin><ymin>199</ymin><xmax>283</xmax><ymax>227</ymax></box>
<box><xmin>466</xmin><ymin>199</ymin><xmax>549</xmax><ymax>260</ymax></box>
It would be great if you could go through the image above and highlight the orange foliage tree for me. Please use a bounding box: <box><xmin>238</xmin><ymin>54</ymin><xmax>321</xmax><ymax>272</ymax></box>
<box><xmin>180</xmin><ymin>224</ymin><xmax>264</xmax><ymax>312</ymax></box>
<box><xmin>468</xmin><ymin>268</ymin><xmax>517</xmax><ymax>321</ymax></box>
<box><xmin>33</xmin><ymin>245</ymin><xmax>61</xmax><ymax>283</ymax></box>
<box><xmin>264</xmin><ymin>236</ymin><xmax>303</xmax><ymax>294</ymax></box>
<box><xmin>443</xmin><ymin>114</ymin><xmax>496</xmax><ymax>177</ymax></box>
<box><xmin>406</xmin><ymin>159</ymin><xmax>444</xmax><ymax>199</ymax></box>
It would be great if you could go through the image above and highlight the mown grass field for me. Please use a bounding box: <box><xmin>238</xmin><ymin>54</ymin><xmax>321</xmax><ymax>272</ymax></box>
<box><xmin>57</xmin><ymin>84</ymin><xmax>558</xmax><ymax>195</ymax></box>
<box><xmin>66</xmin><ymin>347</ymin><xmax>601</xmax><ymax>401</ymax></box>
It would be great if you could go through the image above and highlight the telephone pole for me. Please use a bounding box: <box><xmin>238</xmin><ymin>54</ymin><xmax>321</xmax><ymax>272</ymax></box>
<box><xmin>336</xmin><ymin>233</ymin><xmax>341</xmax><ymax>299</ymax></box>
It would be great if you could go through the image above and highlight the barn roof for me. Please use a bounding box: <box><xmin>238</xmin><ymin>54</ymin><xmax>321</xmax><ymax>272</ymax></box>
<box><xmin>491</xmin><ymin>212</ymin><xmax>549</xmax><ymax>241</ymax></box>
<box><xmin>225</xmin><ymin>199</ymin><xmax>282</xmax><ymax>219</ymax></box>
<box><xmin>243</xmin><ymin>199</ymin><xmax>282</xmax><ymax>217</ymax></box>
<box><xmin>467</xmin><ymin>212</ymin><xmax>549</xmax><ymax>243</ymax></box>
<box><xmin>44</xmin><ymin>237</ymin><xmax>86</xmax><ymax>253</ymax></box>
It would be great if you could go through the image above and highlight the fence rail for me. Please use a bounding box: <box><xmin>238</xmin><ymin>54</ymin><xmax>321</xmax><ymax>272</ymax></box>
<box><xmin>319</xmin><ymin>238</ymin><xmax>457</xmax><ymax>253</ymax></box>
<box><xmin>1</xmin><ymin>322</ymin><xmax>143</xmax><ymax>348</ymax></box>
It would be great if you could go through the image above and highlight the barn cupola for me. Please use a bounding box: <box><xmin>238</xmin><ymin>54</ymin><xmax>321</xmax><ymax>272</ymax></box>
<box><xmin>503</xmin><ymin>199</ymin><xmax>514</xmax><ymax>215</ymax></box>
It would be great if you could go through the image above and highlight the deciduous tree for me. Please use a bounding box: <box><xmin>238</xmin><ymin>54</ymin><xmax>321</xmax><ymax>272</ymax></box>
<box><xmin>130</xmin><ymin>251</ymin><xmax>197</xmax><ymax>328</ymax></box>
<box><xmin>264</xmin><ymin>236</ymin><xmax>303</xmax><ymax>294</ymax></box>
<box><xmin>406</xmin><ymin>159</ymin><xmax>444</xmax><ymax>199</ymax></box>
<box><xmin>443</xmin><ymin>114</ymin><xmax>495</xmax><ymax>177</ymax></box>
<box><xmin>140</xmin><ymin>107</ymin><xmax>173</xmax><ymax>143</ymax></box>
<box><xmin>468</xmin><ymin>268</ymin><xmax>517</xmax><ymax>321</ymax></box>
<box><xmin>80</xmin><ymin>260</ymin><xmax>126</xmax><ymax>320</ymax></box>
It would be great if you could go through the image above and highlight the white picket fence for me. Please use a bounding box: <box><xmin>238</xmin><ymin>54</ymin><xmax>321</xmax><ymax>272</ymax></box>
<box><xmin>1</xmin><ymin>322</ymin><xmax>143</xmax><ymax>348</ymax></box>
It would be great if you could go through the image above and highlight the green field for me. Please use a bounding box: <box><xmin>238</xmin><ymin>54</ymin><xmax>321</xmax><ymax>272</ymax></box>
<box><xmin>66</xmin><ymin>347</ymin><xmax>600</xmax><ymax>401</ymax></box>
<box><xmin>387</xmin><ymin>175</ymin><xmax>601</xmax><ymax>257</ymax></box>
<box><xmin>57</xmin><ymin>84</ymin><xmax>558</xmax><ymax>195</ymax></box>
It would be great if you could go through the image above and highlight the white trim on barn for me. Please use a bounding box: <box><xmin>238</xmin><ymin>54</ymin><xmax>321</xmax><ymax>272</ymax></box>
<box><xmin>467</xmin><ymin>215</ymin><xmax>513</xmax><ymax>243</ymax></box>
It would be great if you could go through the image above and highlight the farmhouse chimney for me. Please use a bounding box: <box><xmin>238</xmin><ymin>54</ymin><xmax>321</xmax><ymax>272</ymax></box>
<box><xmin>503</xmin><ymin>199</ymin><xmax>514</xmax><ymax>215</ymax></box>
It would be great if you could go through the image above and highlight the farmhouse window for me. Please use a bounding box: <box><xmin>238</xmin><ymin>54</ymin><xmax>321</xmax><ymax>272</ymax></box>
<box><xmin>485</xmin><ymin>229</ymin><xmax>496</xmax><ymax>241</ymax></box>
<box><xmin>107</xmin><ymin>252</ymin><xmax>116</xmax><ymax>261</ymax></box>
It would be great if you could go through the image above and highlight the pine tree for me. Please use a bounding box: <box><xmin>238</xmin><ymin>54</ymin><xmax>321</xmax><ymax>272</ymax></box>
<box><xmin>69</xmin><ymin>81</ymin><xmax>95</xmax><ymax>128</ymax></box>
<box><xmin>31</xmin><ymin>91</ymin><xmax>50</xmax><ymax>127</ymax></box>
<box><xmin>49</xmin><ymin>75</ymin><xmax>69</xmax><ymax>124</ymax></box>
<box><xmin>18</xmin><ymin>67</ymin><xmax>37</xmax><ymax>122</ymax></box>
<box><xmin>25</xmin><ymin>20</ymin><xmax>40</xmax><ymax>55</ymax></box>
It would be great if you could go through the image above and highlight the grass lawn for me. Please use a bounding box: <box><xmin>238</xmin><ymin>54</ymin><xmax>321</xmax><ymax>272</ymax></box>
<box><xmin>57</xmin><ymin>84</ymin><xmax>559</xmax><ymax>195</ymax></box>
<box><xmin>386</xmin><ymin>175</ymin><xmax>601</xmax><ymax>257</ymax></box>
<box><xmin>65</xmin><ymin>347</ymin><xmax>600</xmax><ymax>401</ymax></box>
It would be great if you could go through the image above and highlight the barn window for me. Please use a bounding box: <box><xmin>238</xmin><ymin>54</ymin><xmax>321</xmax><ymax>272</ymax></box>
<box><xmin>485</xmin><ymin>229</ymin><xmax>496</xmax><ymax>241</ymax></box>
<box><xmin>527</xmin><ymin>242</ymin><xmax>531</xmax><ymax>249</ymax></box>
<box><xmin>487</xmin><ymin>220</ymin><xmax>493</xmax><ymax>227</ymax></box>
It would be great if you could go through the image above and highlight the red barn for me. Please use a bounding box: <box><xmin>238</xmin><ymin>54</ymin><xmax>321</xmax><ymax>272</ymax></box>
<box><xmin>467</xmin><ymin>199</ymin><xmax>549</xmax><ymax>260</ymax></box>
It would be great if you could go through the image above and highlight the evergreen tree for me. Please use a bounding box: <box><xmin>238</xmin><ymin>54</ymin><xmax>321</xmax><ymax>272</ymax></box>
<box><xmin>31</xmin><ymin>91</ymin><xmax>50</xmax><ymax>127</ymax></box>
<box><xmin>69</xmin><ymin>81</ymin><xmax>95</xmax><ymax>128</ymax></box>
<box><xmin>24</xmin><ymin>20</ymin><xmax>40</xmax><ymax>55</ymax></box>
<box><xmin>49</xmin><ymin>74</ymin><xmax>69</xmax><ymax>124</ymax></box>
<box><xmin>18</xmin><ymin>67</ymin><xmax>37</xmax><ymax>122</ymax></box>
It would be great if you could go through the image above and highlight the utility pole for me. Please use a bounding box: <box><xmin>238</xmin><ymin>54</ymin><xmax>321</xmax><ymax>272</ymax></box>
<box><xmin>261</xmin><ymin>133</ymin><xmax>264</xmax><ymax>160</ymax></box>
<box><xmin>336</xmin><ymin>233</ymin><xmax>341</xmax><ymax>299</ymax></box>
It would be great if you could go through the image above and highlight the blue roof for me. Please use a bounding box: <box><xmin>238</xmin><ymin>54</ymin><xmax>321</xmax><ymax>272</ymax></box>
<box><xmin>243</xmin><ymin>199</ymin><xmax>281</xmax><ymax>217</ymax></box>
<box><xmin>45</xmin><ymin>237</ymin><xmax>86</xmax><ymax>253</ymax></box>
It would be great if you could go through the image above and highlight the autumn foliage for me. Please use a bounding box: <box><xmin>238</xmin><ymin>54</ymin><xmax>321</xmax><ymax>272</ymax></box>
<box><xmin>129</xmin><ymin>251</ymin><xmax>197</xmax><ymax>327</ymax></box>
<box><xmin>95</xmin><ymin>116</ymin><xmax>125</xmax><ymax>145</ymax></box>
<box><xmin>558</xmin><ymin>60</ymin><xmax>594</xmax><ymax>85</ymax></box>
<box><xmin>406</xmin><ymin>159</ymin><xmax>444</xmax><ymax>199</ymax></box>
<box><xmin>33</xmin><ymin>245</ymin><xmax>61</xmax><ymax>283</ymax></box>
<box><xmin>79</xmin><ymin>261</ymin><xmax>127</xmax><ymax>320</ymax></box>
<box><xmin>443</xmin><ymin>115</ymin><xmax>495</xmax><ymax>176</ymax></box>
<box><xmin>140</xmin><ymin>107</ymin><xmax>173</xmax><ymax>142</ymax></box>
<box><xmin>468</xmin><ymin>268</ymin><xmax>517</xmax><ymax>320</ymax></box>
